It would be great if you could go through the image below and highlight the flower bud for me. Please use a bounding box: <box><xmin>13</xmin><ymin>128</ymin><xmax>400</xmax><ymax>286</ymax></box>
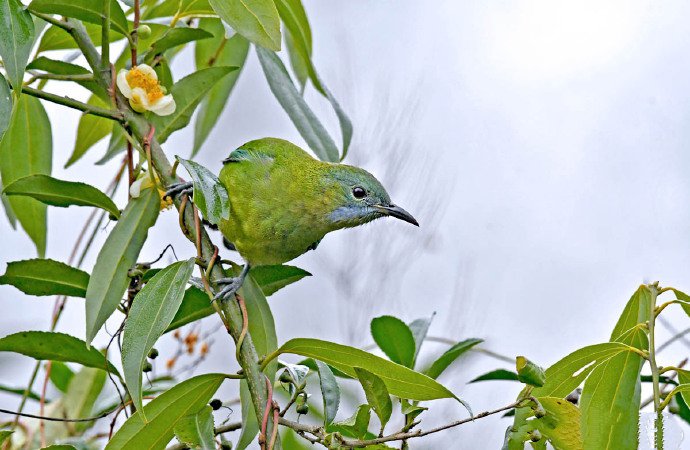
<box><xmin>516</xmin><ymin>356</ymin><xmax>546</xmax><ymax>387</ymax></box>
<box><xmin>136</xmin><ymin>24</ymin><xmax>152</xmax><ymax>39</ymax></box>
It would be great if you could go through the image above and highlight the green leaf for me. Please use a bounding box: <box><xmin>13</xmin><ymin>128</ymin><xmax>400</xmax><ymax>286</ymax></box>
<box><xmin>26</xmin><ymin>57</ymin><xmax>105</xmax><ymax>99</ymax></box>
<box><xmin>673</xmin><ymin>289</ymin><xmax>690</xmax><ymax>319</ymax></box>
<box><xmin>516</xmin><ymin>356</ymin><xmax>546</xmax><ymax>387</ymax></box>
<box><xmin>0</xmin><ymin>430</ymin><xmax>12</xmax><ymax>445</ymax></box>
<box><xmin>275</xmin><ymin>0</ymin><xmax>315</xmax><ymax>90</ymax></box>
<box><xmin>674</xmin><ymin>392</ymin><xmax>690</xmax><ymax>426</ymax></box>
<box><xmin>327</xmin><ymin>405</ymin><xmax>371</xmax><ymax>439</ymax></box>
<box><xmin>0</xmin><ymin>383</ymin><xmax>41</xmax><ymax>400</ymax></box>
<box><xmin>3</xmin><ymin>174</ymin><xmax>120</xmax><ymax>218</ymax></box>
<box><xmin>105</xmin><ymin>373</ymin><xmax>225</xmax><ymax>450</ymax></box>
<box><xmin>469</xmin><ymin>369</ymin><xmax>519</xmax><ymax>383</ymax></box>
<box><xmin>207</xmin><ymin>0</ymin><xmax>280</xmax><ymax>51</ymax></box>
<box><xmin>192</xmin><ymin>18</ymin><xmax>249</xmax><ymax>156</ymax></box>
<box><xmin>144</xmin><ymin>0</ymin><xmax>214</xmax><ymax>20</ymax></box>
<box><xmin>677</xmin><ymin>370</ymin><xmax>690</xmax><ymax>412</ymax></box>
<box><xmin>0</xmin><ymin>0</ymin><xmax>35</xmax><ymax>93</ymax></box>
<box><xmin>29</xmin><ymin>0</ymin><xmax>129</xmax><ymax>36</ymax></box>
<box><xmin>424</xmin><ymin>338</ymin><xmax>483</xmax><ymax>379</ymax></box>
<box><xmin>67</xmin><ymin>96</ymin><xmax>114</xmax><ymax>167</ymax></box>
<box><xmin>580</xmin><ymin>285</ymin><xmax>651</xmax><ymax>450</ymax></box>
<box><xmin>149</xmin><ymin>27</ymin><xmax>212</xmax><ymax>56</ymax></box>
<box><xmin>0</xmin><ymin>73</ymin><xmax>11</xmax><ymax>140</ymax></box>
<box><xmin>0</xmin><ymin>258</ymin><xmax>89</xmax><ymax>297</ymax></box>
<box><xmin>315</xmin><ymin>360</ymin><xmax>339</xmax><ymax>425</ymax></box>
<box><xmin>85</xmin><ymin>187</ymin><xmax>160</xmax><ymax>345</ymax></box>
<box><xmin>235</xmin><ymin>381</ymin><xmax>258</xmax><ymax>450</ymax></box>
<box><xmin>269</xmin><ymin>338</ymin><xmax>458</xmax><ymax>401</ymax></box>
<box><xmin>532</xmin><ymin>397</ymin><xmax>583</xmax><ymax>450</ymax></box>
<box><xmin>166</xmin><ymin>286</ymin><xmax>214</xmax><ymax>333</ymax></box>
<box><xmin>408</xmin><ymin>315</ymin><xmax>433</xmax><ymax>367</ymax></box>
<box><xmin>151</xmin><ymin>66</ymin><xmax>235</xmax><ymax>143</ymax></box>
<box><xmin>96</xmin><ymin>124</ymin><xmax>127</xmax><ymax>165</ymax></box>
<box><xmin>370</xmin><ymin>315</ymin><xmax>416</xmax><ymax>368</ymax></box>
<box><xmin>0</xmin><ymin>331</ymin><xmax>118</xmax><ymax>374</ymax></box>
<box><xmin>0</xmin><ymin>95</ymin><xmax>52</xmax><ymax>257</ymax></box>
<box><xmin>284</xmin><ymin>26</ymin><xmax>308</xmax><ymax>91</ymax></box>
<box><xmin>173</xmin><ymin>405</ymin><xmax>215</xmax><ymax>450</ymax></box>
<box><xmin>240</xmin><ymin>271</ymin><xmax>278</xmax><ymax>378</ymax></box>
<box><xmin>49</xmin><ymin>361</ymin><xmax>74</xmax><ymax>393</ymax></box>
<box><xmin>354</xmin><ymin>367</ymin><xmax>392</xmax><ymax>433</ymax></box>
<box><xmin>122</xmin><ymin>259</ymin><xmax>195</xmax><ymax>418</ymax></box>
<box><xmin>250</xmin><ymin>264</ymin><xmax>311</xmax><ymax>296</ymax></box>
<box><xmin>63</xmin><ymin>366</ymin><xmax>106</xmax><ymax>430</ymax></box>
<box><xmin>38</xmin><ymin>22</ymin><xmax>124</xmax><ymax>52</ymax></box>
<box><xmin>176</xmin><ymin>157</ymin><xmax>230</xmax><ymax>225</ymax></box>
<box><xmin>255</xmin><ymin>46</ymin><xmax>339</xmax><ymax>162</ymax></box>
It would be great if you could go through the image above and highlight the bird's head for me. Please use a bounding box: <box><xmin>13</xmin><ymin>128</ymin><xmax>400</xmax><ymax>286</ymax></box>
<box><xmin>323</xmin><ymin>165</ymin><xmax>419</xmax><ymax>229</ymax></box>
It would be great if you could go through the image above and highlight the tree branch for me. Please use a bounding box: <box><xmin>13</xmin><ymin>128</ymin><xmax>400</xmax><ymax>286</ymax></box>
<box><xmin>20</xmin><ymin>86</ymin><xmax>123</xmax><ymax>121</ymax></box>
<box><xmin>279</xmin><ymin>401</ymin><xmax>520</xmax><ymax>448</ymax></box>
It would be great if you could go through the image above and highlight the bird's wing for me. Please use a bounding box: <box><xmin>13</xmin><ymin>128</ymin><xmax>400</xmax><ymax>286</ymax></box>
<box><xmin>222</xmin><ymin>148</ymin><xmax>275</xmax><ymax>164</ymax></box>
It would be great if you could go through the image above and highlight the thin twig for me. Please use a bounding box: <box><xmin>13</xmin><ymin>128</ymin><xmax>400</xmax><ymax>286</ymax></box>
<box><xmin>21</xmin><ymin>85</ymin><xmax>123</xmax><ymax>121</ymax></box>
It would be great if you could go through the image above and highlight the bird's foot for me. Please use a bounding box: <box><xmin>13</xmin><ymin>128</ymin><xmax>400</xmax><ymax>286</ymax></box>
<box><xmin>212</xmin><ymin>276</ymin><xmax>244</xmax><ymax>303</ymax></box>
<box><xmin>164</xmin><ymin>181</ymin><xmax>193</xmax><ymax>199</ymax></box>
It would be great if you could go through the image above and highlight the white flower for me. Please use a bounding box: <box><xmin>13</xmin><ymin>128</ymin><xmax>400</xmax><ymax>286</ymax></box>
<box><xmin>116</xmin><ymin>64</ymin><xmax>175</xmax><ymax>116</ymax></box>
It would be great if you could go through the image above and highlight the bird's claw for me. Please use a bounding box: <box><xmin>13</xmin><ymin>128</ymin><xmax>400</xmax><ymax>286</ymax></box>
<box><xmin>165</xmin><ymin>181</ymin><xmax>193</xmax><ymax>199</ymax></box>
<box><xmin>212</xmin><ymin>277</ymin><xmax>243</xmax><ymax>303</ymax></box>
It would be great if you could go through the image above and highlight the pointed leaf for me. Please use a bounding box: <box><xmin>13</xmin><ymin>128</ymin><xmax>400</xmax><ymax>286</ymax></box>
<box><xmin>0</xmin><ymin>0</ymin><xmax>35</xmax><ymax>93</ymax></box>
<box><xmin>328</xmin><ymin>405</ymin><xmax>371</xmax><ymax>439</ymax></box>
<box><xmin>315</xmin><ymin>360</ymin><xmax>339</xmax><ymax>425</ymax></box>
<box><xmin>0</xmin><ymin>95</ymin><xmax>52</xmax><ymax>257</ymax></box>
<box><xmin>3</xmin><ymin>174</ymin><xmax>120</xmax><ymax>218</ymax></box>
<box><xmin>580</xmin><ymin>285</ymin><xmax>651</xmax><ymax>450</ymax></box>
<box><xmin>122</xmin><ymin>259</ymin><xmax>194</xmax><ymax>417</ymax></box>
<box><xmin>149</xmin><ymin>27</ymin><xmax>212</xmax><ymax>56</ymax></box>
<box><xmin>63</xmin><ymin>366</ymin><xmax>106</xmax><ymax>431</ymax></box>
<box><xmin>176</xmin><ymin>157</ymin><xmax>230</xmax><ymax>224</ymax></box>
<box><xmin>29</xmin><ymin>0</ymin><xmax>129</xmax><ymax>36</ymax></box>
<box><xmin>67</xmin><ymin>96</ymin><xmax>114</xmax><ymax>167</ymax></box>
<box><xmin>208</xmin><ymin>0</ymin><xmax>280</xmax><ymax>50</ymax></box>
<box><xmin>0</xmin><ymin>73</ymin><xmax>11</xmax><ymax>140</ymax></box>
<box><xmin>105</xmin><ymin>373</ymin><xmax>225</xmax><ymax>450</ymax></box>
<box><xmin>144</xmin><ymin>0</ymin><xmax>214</xmax><ymax>20</ymax></box>
<box><xmin>250</xmin><ymin>264</ymin><xmax>311</xmax><ymax>296</ymax></box>
<box><xmin>38</xmin><ymin>22</ymin><xmax>124</xmax><ymax>52</ymax></box>
<box><xmin>26</xmin><ymin>57</ymin><xmax>105</xmax><ymax>99</ymax></box>
<box><xmin>354</xmin><ymin>367</ymin><xmax>392</xmax><ymax>432</ymax></box>
<box><xmin>0</xmin><ymin>383</ymin><xmax>41</xmax><ymax>400</ymax></box>
<box><xmin>255</xmin><ymin>46</ymin><xmax>339</xmax><ymax>162</ymax></box>
<box><xmin>0</xmin><ymin>331</ymin><xmax>118</xmax><ymax>374</ymax></box>
<box><xmin>166</xmin><ymin>286</ymin><xmax>214</xmax><ymax>333</ymax></box>
<box><xmin>0</xmin><ymin>431</ymin><xmax>12</xmax><ymax>445</ymax></box>
<box><xmin>275</xmin><ymin>0</ymin><xmax>317</xmax><ymax>90</ymax></box>
<box><xmin>408</xmin><ymin>315</ymin><xmax>433</xmax><ymax>367</ymax></box>
<box><xmin>0</xmin><ymin>258</ymin><xmax>89</xmax><ymax>297</ymax></box>
<box><xmin>173</xmin><ymin>405</ymin><xmax>215</xmax><ymax>450</ymax></box>
<box><xmin>193</xmin><ymin>18</ymin><xmax>249</xmax><ymax>156</ymax></box>
<box><xmin>270</xmin><ymin>338</ymin><xmax>457</xmax><ymax>401</ymax></box>
<box><xmin>240</xmin><ymin>271</ymin><xmax>278</xmax><ymax>378</ymax></box>
<box><xmin>152</xmin><ymin>66</ymin><xmax>235</xmax><ymax>143</ymax></box>
<box><xmin>85</xmin><ymin>187</ymin><xmax>160</xmax><ymax>345</ymax></box>
<box><xmin>370</xmin><ymin>315</ymin><xmax>415</xmax><ymax>368</ymax></box>
<box><xmin>424</xmin><ymin>338</ymin><xmax>483</xmax><ymax>379</ymax></box>
<box><xmin>677</xmin><ymin>370</ymin><xmax>690</xmax><ymax>413</ymax></box>
<box><xmin>49</xmin><ymin>361</ymin><xmax>74</xmax><ymax>393</ymax></box>
<box><xmin>469</xmin><ymin>369</ymin><xmax>519</xmax><ymax>383</ymax></box>
<box><xmin>235</xmin><ymin>381</ymin><xmax>258</xmax><ymax>450</ymax></box>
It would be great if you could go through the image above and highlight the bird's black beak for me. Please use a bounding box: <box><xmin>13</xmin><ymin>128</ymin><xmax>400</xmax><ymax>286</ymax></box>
<box><xmin>375</xmin><ymin>204</ymin><xmax>419</xmax><ymax>226</ymax></box>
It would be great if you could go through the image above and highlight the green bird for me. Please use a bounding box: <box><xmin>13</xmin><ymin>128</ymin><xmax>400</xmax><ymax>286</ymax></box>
<box><xmin>169</xmin><ymin>138</ymin><xmax>418</xmax><ymax>300</ymax></box>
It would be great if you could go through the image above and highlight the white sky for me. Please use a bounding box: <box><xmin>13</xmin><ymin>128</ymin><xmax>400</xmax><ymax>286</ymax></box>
<box><xmin>2</xmin><ymin>0</ymin><xmax>690</xmax><ymax>447</ymax></box>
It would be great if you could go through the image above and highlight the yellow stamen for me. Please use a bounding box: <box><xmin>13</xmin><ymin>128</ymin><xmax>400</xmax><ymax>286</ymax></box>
<box><xmin>126</xmin><ymin>66</ymin><xmax>164</xmax><ymax>103</ymax></box>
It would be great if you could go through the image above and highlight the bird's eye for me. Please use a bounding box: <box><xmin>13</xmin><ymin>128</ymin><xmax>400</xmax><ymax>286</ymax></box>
<box><xmin>352</xmin><ymin>186</ymin><xmax>366</xmax><ymax>199</ymax></box>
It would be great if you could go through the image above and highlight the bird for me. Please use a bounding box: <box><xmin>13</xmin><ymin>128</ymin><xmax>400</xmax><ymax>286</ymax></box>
<box><xmin>168</xmin><ymin>137</ymin><xmax>418</xmax><ymax>301</ymax></box>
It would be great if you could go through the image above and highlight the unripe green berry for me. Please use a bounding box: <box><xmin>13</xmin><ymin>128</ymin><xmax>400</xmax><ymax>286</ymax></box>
<box><xmin>220</xmin><ymin>442</ymin><xmax>232</xmax><ymax>450</ymax></box>
<box><xmin>296</xmin><ymin>403</ymin><xmax>309</xmax><ymax>415</ymax></box>
<box><xmin>136</xmin><ymin>24</ymin><xmax>152</xmax><ymax>39</ymax></box>
<box><xmin>148</xmin><ymin>348</ymin><xmax>159</xmax><ymax>359</ymax></box>
<box><xmin>142</xmin><ymin>361</ymin><xmax>152</xmax><ymax>373</ymax></box>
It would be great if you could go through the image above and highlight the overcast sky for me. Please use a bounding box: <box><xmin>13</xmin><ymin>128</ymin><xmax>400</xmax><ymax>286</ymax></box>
<box><xmin>2</xmin><ymin>0</ymin><xmax>690</xmax><ymax>447</ymax></box>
